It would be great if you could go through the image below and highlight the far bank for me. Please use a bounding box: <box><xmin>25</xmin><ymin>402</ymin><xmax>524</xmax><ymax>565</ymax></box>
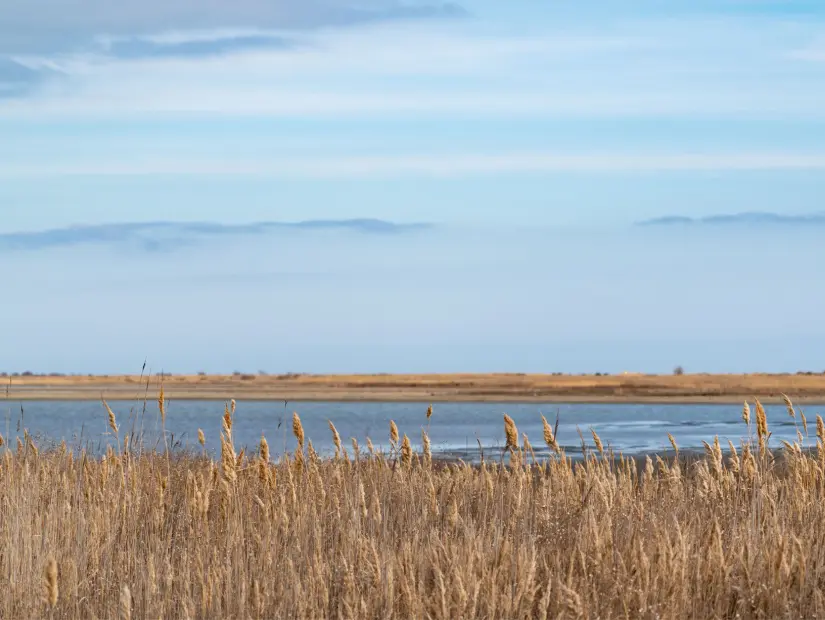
<box><xmin>4</xmin><ymin>372</ymin><xmax>825</xmax><ymax>404</ymax></box>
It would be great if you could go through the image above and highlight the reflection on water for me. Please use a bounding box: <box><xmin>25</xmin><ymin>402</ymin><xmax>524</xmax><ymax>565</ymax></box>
<box><xmin>1</xmin><ymin>400</ymin><xmax>816</xmax><ymax>461</ymax></box>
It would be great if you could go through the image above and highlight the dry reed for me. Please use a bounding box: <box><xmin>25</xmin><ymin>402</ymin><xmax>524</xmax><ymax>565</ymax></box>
<box><xmin>1</xmin><ymin>394</ymin><xmax>823</xmax><ymax>619</ymax></box>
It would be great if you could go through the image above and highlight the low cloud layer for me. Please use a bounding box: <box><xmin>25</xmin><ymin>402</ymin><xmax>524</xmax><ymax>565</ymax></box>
<box><xmin>638</xmin><ymin>212</ymin><xmax>825</xmax><ymax>227</ymax></box>
<box><xmin>0</xmin><ymin>220</ymin><xmax>433</xmax><ymax>253</ymax></box>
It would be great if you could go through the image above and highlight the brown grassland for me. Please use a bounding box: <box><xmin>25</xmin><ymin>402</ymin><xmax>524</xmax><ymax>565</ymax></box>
<box><xmin>2</xmin><ymin>394</ymin><xmax>825</xmax><ymax>618</ymax></box>
<box><xmin>7</xmin><ymin>371</ymin><xmax>825</xmax><ymax>402</ymax></box>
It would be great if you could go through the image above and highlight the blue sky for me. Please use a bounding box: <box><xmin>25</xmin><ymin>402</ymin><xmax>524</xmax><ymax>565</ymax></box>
<box><xmin>3</xmin><ymin>0</ymin><xmax>825</xmax><ymax>229</ymax></box>
<box><xmin>2</xmin><ymin>0</ymin><xmax>825</xmax><ymax>373</ymax></box>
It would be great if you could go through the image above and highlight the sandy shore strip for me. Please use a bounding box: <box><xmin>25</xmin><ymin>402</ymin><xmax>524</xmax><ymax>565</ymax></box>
<box><xmin>4</xmin><ymin>372</ymin><xmax>825</xmax><ymax>403</ymax></box>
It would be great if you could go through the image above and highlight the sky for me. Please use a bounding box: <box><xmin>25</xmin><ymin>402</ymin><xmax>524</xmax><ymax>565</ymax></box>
<box><xmin>2</xmin><ymin>0</ymin><xmax>825</xmax><ymax>374</ymax></box>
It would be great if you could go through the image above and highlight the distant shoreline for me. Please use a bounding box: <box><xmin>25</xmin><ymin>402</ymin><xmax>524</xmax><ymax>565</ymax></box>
<box><xmin>4</xmin><ymin>372</ymin><xmax>825</xmax><ymax>404</ymax></box>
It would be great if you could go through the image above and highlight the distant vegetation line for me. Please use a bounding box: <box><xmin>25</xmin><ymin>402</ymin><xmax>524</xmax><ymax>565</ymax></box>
<box><xmin>8</xmin><ymin>371</ymin><xmax>825</xmax><ymax>403</ymax></box>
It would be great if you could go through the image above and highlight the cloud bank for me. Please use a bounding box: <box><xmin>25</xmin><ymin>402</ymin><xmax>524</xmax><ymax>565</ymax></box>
<box><xmin>638</xmin><ymin>212</ymin><xmax>825</xmax><ymax>227</ymax></box>
<box><xmin>0</xmin><ymin>220</ymin><xmax>433</xmax><ymax>253</ymax></box>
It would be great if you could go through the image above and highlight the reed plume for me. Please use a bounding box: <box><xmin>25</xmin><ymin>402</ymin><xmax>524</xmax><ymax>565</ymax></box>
<box><xmin>158</xmin><ymin>386</ymin><xmax>166</xmax><ymax>425</ymax></box>
<box><xmin>43</xmin><ymin>557</ymin><xmax>58</xmax><ymax>608</ymax></box>
<box><xmin>401</xmin><ymin>435</ymin><xmax>412</xmax><ymax>467</ymax></box>
<box><xmin>591</xmin><ymin>428</ymin><xmax>604</xmax><ymax>456</ymax></box>
<box><xmin>292</xmin><ymin>412</ymin><xmax>305</xmax><ymax>449</ymax></box>
<box><xmin>223</xmin><ymin>403</ymin><xmax>233</xmax><ymax>436</ymax></box>
<box><xmin>782</xmin><ymin>394</ymin><xmax>795</xmax><ymax>418</ymax></box>
<box><xmin>103</xmin><ymin>400</ymin><xmax>118</xmax><ymax>436</ymax></box>
<box><xmin>447</xmin><ymin>498</ymin><xmax>459</xmax><ymax>528</ymax></box>
<box><xmin>220</xmin><ymin>432</ymin><xmax>237</xmax><ymax>485</ymax></box>
<box><xmin>119</xmin><ymin>585</ymin><xmax>131</xmax><ymax>620</ymax></box>
<box><xmin>328</xmin><ymin>421</ymin><xmax>342</xmax><ymax>458</ymax></box>
<box><xmin>541</xmin><ymin>415</ymin><xmax>559</xmax><ymax>453</ymax></box>
<box><xmin>755</xmin><ymin>399</ymin><xmax>769</xmax><ymax>440</ymax></box>
<box><xmin>422</xmin><ymin>431</ymin><xmax>432</xmax><ymax>463</ymax></box>
<box><xmin>504</xmin><ymin>414</ymin><xmax>518</xmax><ymax>452</ymax></box>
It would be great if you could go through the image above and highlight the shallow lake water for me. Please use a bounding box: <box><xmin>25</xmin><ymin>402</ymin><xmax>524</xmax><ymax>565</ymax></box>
<box><xmin>2</xmin><ymin>399</ymin><xmax>816</xmax><ymax>460</ymax></box>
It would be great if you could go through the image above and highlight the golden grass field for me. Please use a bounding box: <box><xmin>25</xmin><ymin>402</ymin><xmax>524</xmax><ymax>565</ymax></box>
<box><xmin>6</xmin><ymin>371</ymin><xmax>825</xmax><ymax>402</ymax></box>
<box><xmin>2</xmin><ymin>394</ymin><xmax>825</xmax><ymax>618</ymax></box>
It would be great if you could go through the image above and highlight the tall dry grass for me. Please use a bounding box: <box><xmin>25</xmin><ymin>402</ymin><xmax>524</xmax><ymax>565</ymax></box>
<box><xmin>2</xmin><ymin>396</ymin><xmax>825</xmax><ymax>618</ymax></box>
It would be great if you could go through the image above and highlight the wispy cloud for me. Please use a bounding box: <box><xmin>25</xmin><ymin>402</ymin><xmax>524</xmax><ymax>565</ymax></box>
<box><xmin>0</xmin><ymin>0</ymin><xmax>468</xmax><ymax>55</ymax></box>
<box><xmin>790</xmin><ymin>38</ymin><xmax>825</xmax><ymax>62</ymax></box>
<box><xmin>3</xmin><ymin>13</ymin><xmax>824</xmax><ymax>120</ymax></box>
<box><xmin>100</xmin><ymin>34</ymin><xmax>301</xmax><ymax>60</ymax></box>
<box><xmin>0</xmin><ymin>58</ymin><xmax>56</xmax><ymax>98</ymax></box>
<box><xmin>5</xmin><ymin>152</ymin><xmax>825</xmax><ymax>178</ymax></box>
<box><xmin>0</xmin><ymin>2</ymin><xmax>469</xmax><ymax>104</ymax></box>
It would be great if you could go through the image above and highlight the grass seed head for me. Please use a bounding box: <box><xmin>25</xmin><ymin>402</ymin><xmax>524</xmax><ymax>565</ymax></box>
<box><xmin>119</xmin><ymin>584</ymin><xmax>131</xmax><ymax>620</ymax></box>
<box><xmin>447</xmin><ymin>498</ymin><xmax>459</xmax><ymax>528</ymax></box>
<box><xmin>223</xmin><ymin>404</ymin><xmax>233</xmax><ymax>436</ymax></box>
<box><xmin>541</xmin><ymin>415</ymin><xmax>559</xmax><ymax>453</ymax></box>
<box><xmin>401</xmin><ymin>435</ymin><xmax>412</xmax><ymax>466</ymax></box>
<box><xmin>158</xmin><ymin>386</ymin><xmax>166</xmax><ymax>425</ymax></box>
<box><xmin>328</xmin><ymin>420</ymin><xmax>342</xmax><ymax>458</ymax></box>
<box><xmin>43</xmin><ymin>557</ymin><xmax>58</xmax><ymax>608</ymax></box>
<box><xmin>504</xmin><ymin>415</ymin><xmax>518</xmax><ymax>452</ymax></box>
<box><xmin>103</xmin><ymin>400</ymin><xmax>118</xmax><ymax>436</ymax></box>
<box><xmin>292</xmin><ymin>412</ymin><xmax>305</xmax><ymax>449</ymax></box>
<box><xmin>422</xmin><ymin>431</ymin><xmax>432</xmax><ymax>462</ymax></box>
<box><xmin>755</xmin><ymin>399</ymin><xmax>769</xmax><ymax>440</ymax></box>
<box><xmin>782</xmin><ymin>394</ymin><xmax>795</xmax><ymax>418</ymax></box>
<box><xmin>591</xmin><ymin>428</ymin><xmax>604</xmax><ymax>455</ymax></box>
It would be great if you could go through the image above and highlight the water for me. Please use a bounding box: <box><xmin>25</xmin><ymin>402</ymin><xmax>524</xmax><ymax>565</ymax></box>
<box><xmin>1</xmin><ymin>400</ymin><xmax>815</xmax><ymax>460</ymax></box>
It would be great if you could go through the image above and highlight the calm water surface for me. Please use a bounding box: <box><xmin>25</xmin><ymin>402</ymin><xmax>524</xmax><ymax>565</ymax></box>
<box><xmin>2</xmin><ymin>400</ymin><xmax>816</xmax><ymax>460</ymax></box>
